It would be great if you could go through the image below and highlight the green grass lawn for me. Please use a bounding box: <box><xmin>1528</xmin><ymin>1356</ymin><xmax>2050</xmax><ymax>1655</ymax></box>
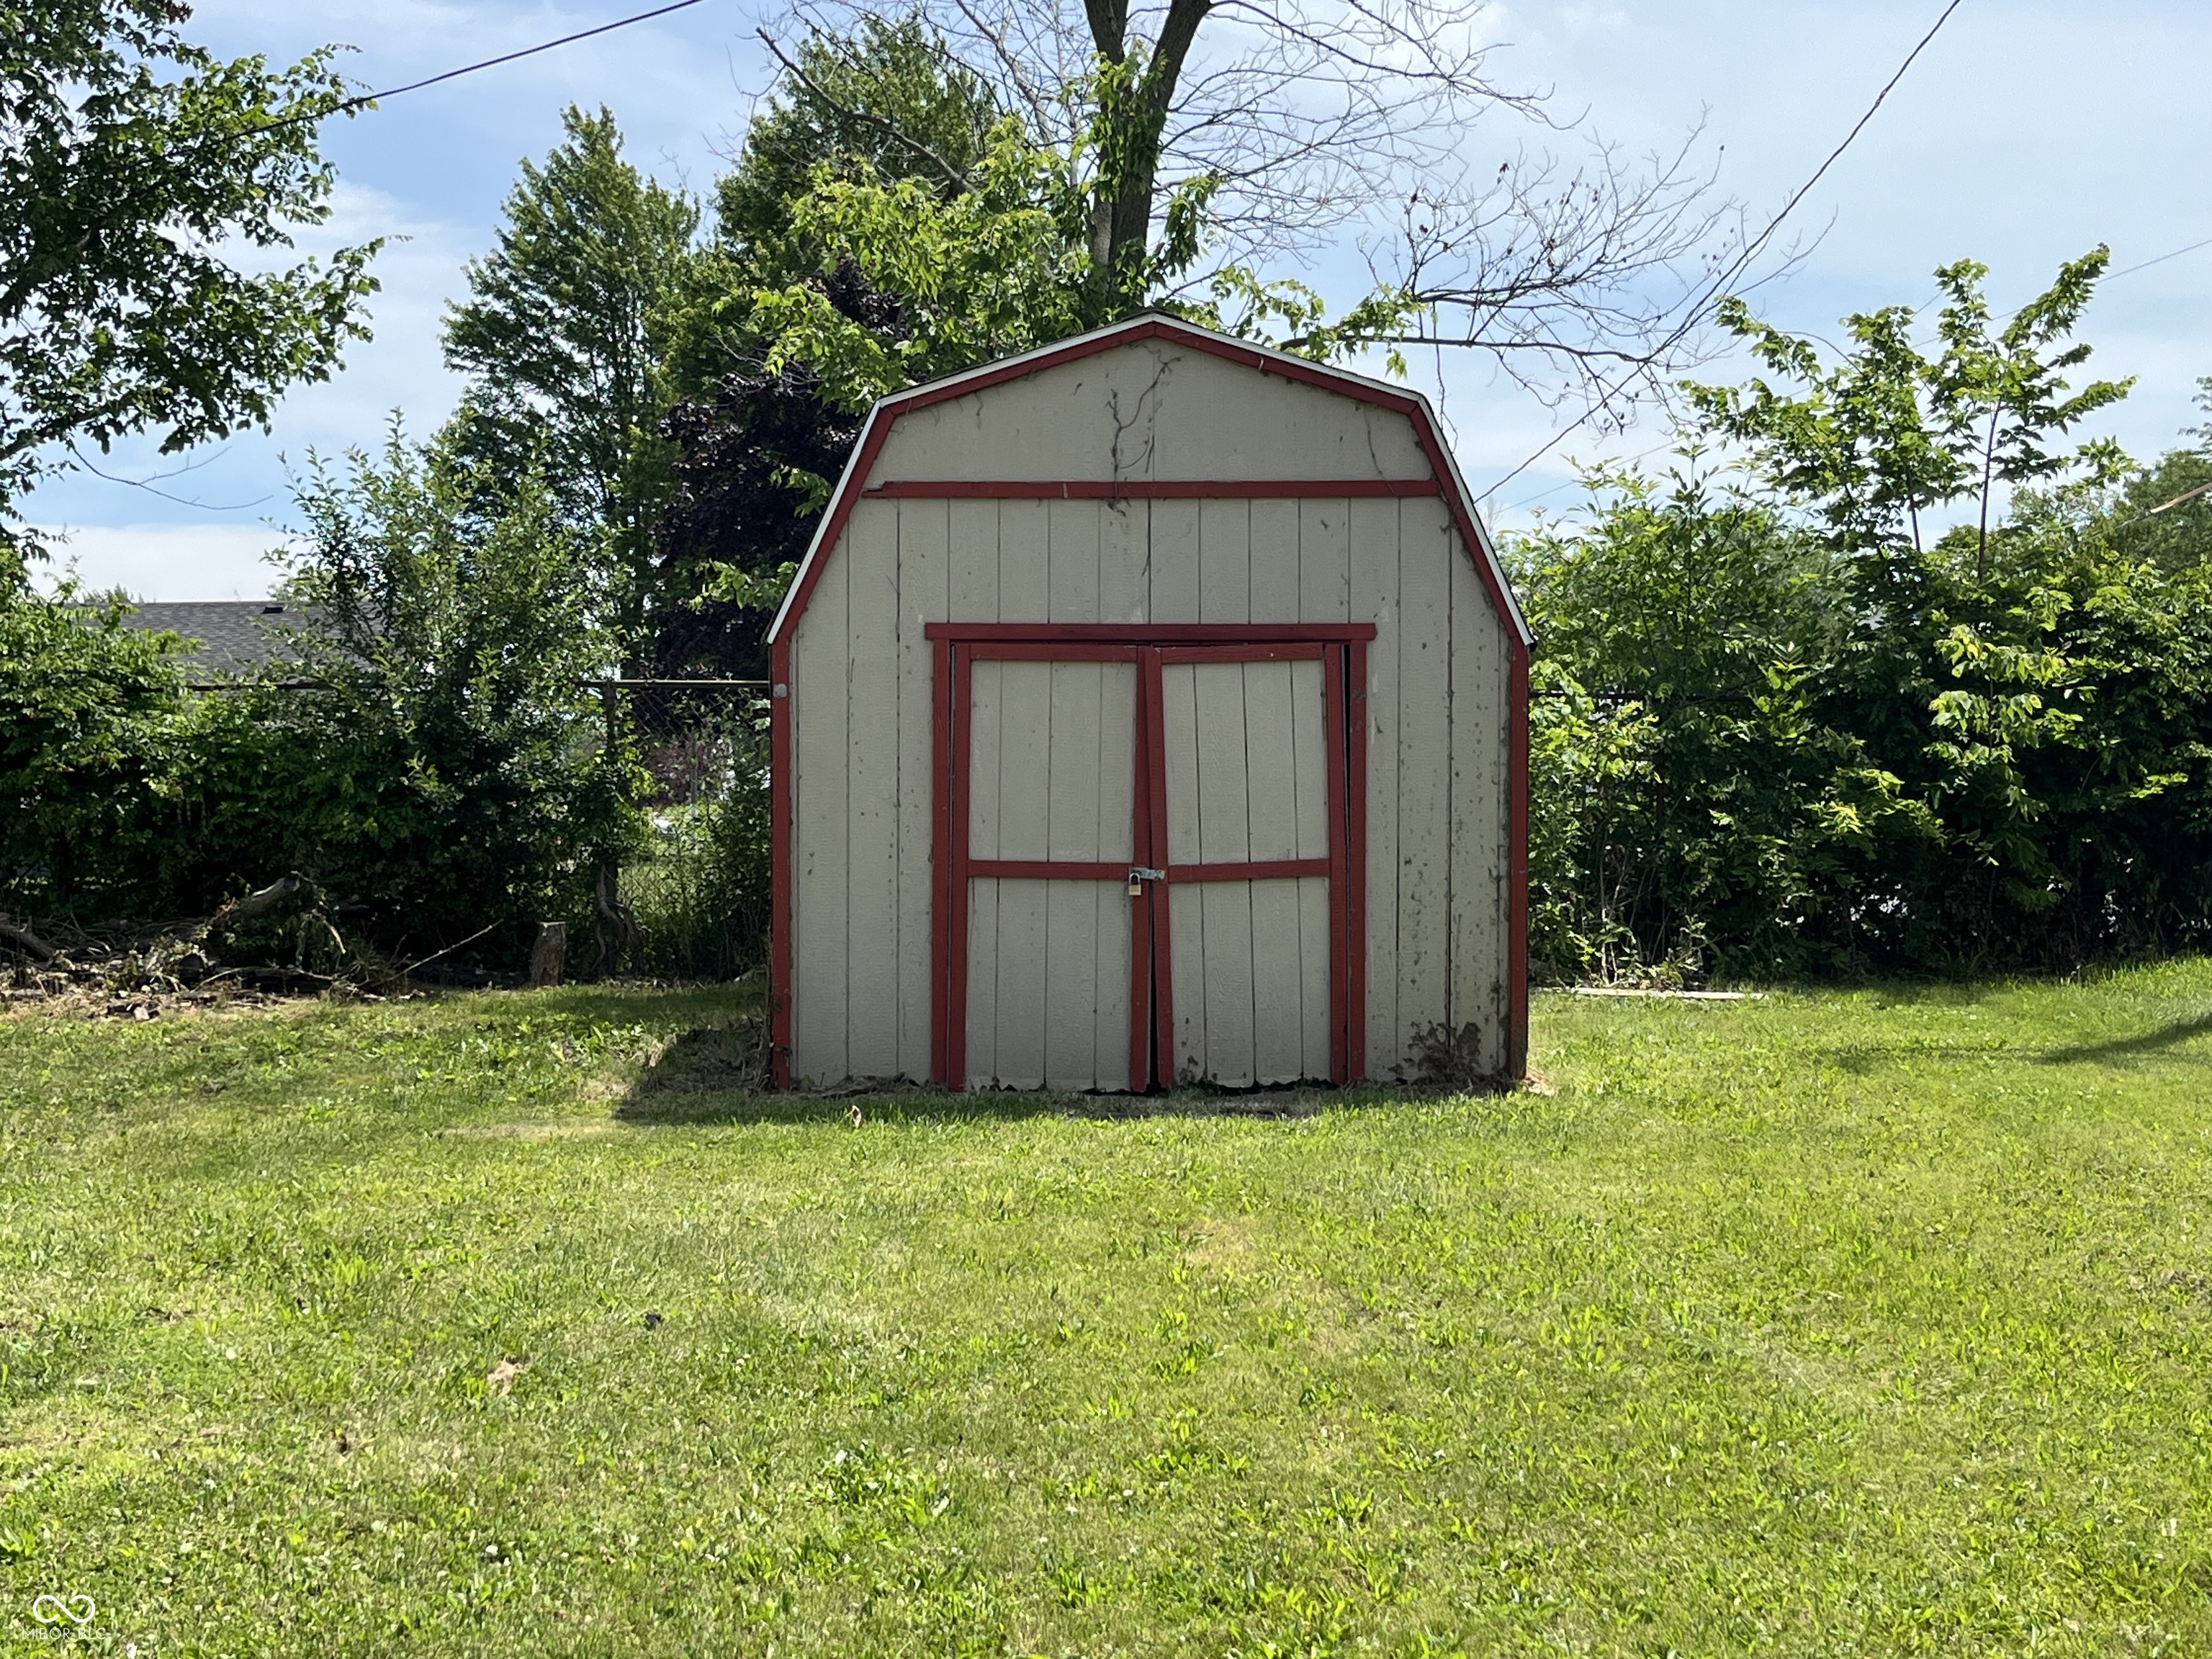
<box><xmin>4</xmin><ymin>967</ymin><xmax>2212</xmax><ymax>1656</ymax></box>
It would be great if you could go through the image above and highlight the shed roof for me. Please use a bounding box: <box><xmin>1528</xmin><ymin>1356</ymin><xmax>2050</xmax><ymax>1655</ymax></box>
<box><xmin>767</xmin><ymin>313</ymin><xmax>1532</xmax><ymax>652</ymax></box>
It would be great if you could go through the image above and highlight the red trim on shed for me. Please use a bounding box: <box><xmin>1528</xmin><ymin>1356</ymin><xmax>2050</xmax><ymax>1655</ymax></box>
<box><xmin>925</xmin><ymin>622</ymin><xmax>1377</xmax><ymax>644</ymax></box>
<box><xmin>1155</xmin><ymin>642</ymin><xmax>1348</xmax><ymax>665</ymax></box>
<box><xmin>769</xmin><ymin>635</ymin><xmax>793</xmax><ymax>1089</ymax></box>
<box><xmin>1130</xmin><ymin>670</ymin><xmax>1157</xmax><ymax>1091</ymax></box>
<box><xmin>1140</xmin><ymin>647</ymin><xmax>1175</xmax><ymax>1089</ymax></box>
<box><xmin>1164</xmin><ymin>858</ymin><xmax>1331</xmax><ymax>884</ymax></box>
<box><xmin>945</xmin><ymin>644</ymin><xmax>975</xmax><ymax>1087</ymax></box>
<box><xmin>1345</xmin><ymin>639</ymin><xmax>1370</xmax><ymax>1083</ymax></box>
<box><xmin>968</xmin><ymin>859</ymin><xmax>1130</xmax><ymax>882</ymax></box>
<box><xmin>1508</xmin><ymin>649</ymin><xmax>1530</xmax><ymax>1077</ymax></box>
<box><xmin>960</xmin><ymin>639</ymin><xmax>1152</xmax><ymax>662</ymax></box>
<box><xmin>1323</xmin><ymin>642</ymin><xmax>1350</xmax><ymax>1085</ymax></box>
<box><xmin>864</xmin><ymin>477</ymin><xmax>1439</xmax><ymax>500</ymax></box>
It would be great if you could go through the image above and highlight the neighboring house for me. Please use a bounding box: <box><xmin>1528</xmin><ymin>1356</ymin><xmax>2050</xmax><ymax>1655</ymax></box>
<box><xmin>117</xmin><ymin>600</ymin><xmax>305</xmax><ymax>679</ymax></box>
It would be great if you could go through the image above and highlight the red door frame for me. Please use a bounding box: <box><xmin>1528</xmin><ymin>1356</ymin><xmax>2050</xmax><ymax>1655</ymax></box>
<box><xmin>929</xmin><ymin>622</ymin><xmax>1375</xmax><ymax>1091</ymax></box>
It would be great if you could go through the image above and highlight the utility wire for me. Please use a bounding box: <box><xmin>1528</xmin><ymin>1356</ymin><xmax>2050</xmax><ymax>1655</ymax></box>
<box><xmin>2106</xmin><ymin>235</ymin><xmax>2212</xmax><ymax>282</ymax></box>
<box><xmin>221</xmin><ymin>0</ymin><xmax>714</xmax><ymax>145</ymax></box>
<box><xmin>1475</xmin><ymin>0</ymin><xmax>1968</xmax><ymax>505</ymax></box>
<box><xmin>1496</xmin><ymin>219</ymin><xmax>2209</xmax><ymax>519</ymax></box>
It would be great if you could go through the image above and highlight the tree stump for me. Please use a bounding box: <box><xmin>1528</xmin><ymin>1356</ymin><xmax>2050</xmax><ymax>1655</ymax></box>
<box><xmin>528</xmin><ymin>921</ymin><xmax>567</xmax><ymax>988</ymax></box>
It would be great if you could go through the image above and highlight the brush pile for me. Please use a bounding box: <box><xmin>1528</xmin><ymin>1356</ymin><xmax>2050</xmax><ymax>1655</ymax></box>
<box><xmin>1</xmin><ymin>873</ymin><xmax>373</xmax><ymax>1012</ymax></box>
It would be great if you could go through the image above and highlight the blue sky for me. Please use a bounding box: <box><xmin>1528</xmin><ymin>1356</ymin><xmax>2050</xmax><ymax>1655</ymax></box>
<box><xmin>32</xmin><ymin>0</ymin><xmax>2212</xmax><ymax>598</ymax></box>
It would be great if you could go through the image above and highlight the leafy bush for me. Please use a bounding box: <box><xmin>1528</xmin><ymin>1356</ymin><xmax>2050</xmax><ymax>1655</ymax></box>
<box><xmin>0</xmin><ymin>435</ymin><xmax>651</xmax><ymax>974</ymax></box>
<box><xmin>1530</xmin><ymin>316</ymin><xmax>2212</xmax><ymax>981</ymax></box>
<box><xmin>0</xmin><ymin>583</ymin><xmax>200</xmax><ymax>919</ymax></box>
<box><xmin>619</xmin><ymin>710</ymin><xmax>771</xmax><ymax>981</ymax></box>
<box><xmin>265</xmin><ymin>432</ymin><xmax>635</xmax><ymax>964</ymax></box>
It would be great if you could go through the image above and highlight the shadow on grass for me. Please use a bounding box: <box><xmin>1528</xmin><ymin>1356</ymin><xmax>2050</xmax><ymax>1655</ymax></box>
<box><xmin>523</xmin><ymin>980</ymin><xmax>766</xmax><ymax>1025</ymax></box>
<box><xmin>1818</xmin><ymin>1038</ymin><xmax>2019</xmax><ymax>1075</ymax></box>
<box><xmin>2036</xmin><ymin>1010</ymin><xmax>2212</xmax><ymax>1066</ymax></box>
<box><xmin>615</xmin><ymin>1024</ymin><xmax>1453</xmax><ymax>1128</ymax></box>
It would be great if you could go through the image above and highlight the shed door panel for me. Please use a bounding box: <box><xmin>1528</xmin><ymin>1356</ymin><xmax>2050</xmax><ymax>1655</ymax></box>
<box><xmin>965</xmin><ymin>657</ymin><xmax>1137</xmax><ymax>1089</ymax></box>
<box><xmin>1159</xmin><ymin>657</ymin><xmax>1334</xmax><ymax>1087</ymax></box>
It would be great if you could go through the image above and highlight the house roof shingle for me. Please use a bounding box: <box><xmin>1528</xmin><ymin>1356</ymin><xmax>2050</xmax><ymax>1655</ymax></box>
<box><xmin>118</xmin><ymin>600</ymin><xmax>305</xmax><ymax>676</ymax></box>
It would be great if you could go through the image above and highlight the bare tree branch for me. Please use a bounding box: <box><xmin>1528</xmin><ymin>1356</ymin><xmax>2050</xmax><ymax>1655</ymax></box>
<box><xmin>754</xmin><ymin>27</ymin><xmax>974</xmax><ymax>192</ymax></box>
<box><xmin>776</xmin><ymin>0</ymin><xmax>1752</xmax><ymax>410</ymax></box>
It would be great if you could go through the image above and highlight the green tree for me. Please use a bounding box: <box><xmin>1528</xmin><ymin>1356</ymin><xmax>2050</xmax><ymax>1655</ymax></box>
<box><xmin>719</xmin><ymin>15</ymin><xmax>1002</xmax><ymax>264</ymax></box>
<box><xmin>1516</xmin><ymin>261</ymin><xmax>2212</xmax><ymax>979</ymax></box>
<box><xmin>266</xmin><ymin>429</ymin><xmax>634</xmax><ymax>960</ymax></box>
<box><xmin>654</xmin><ymin>20</ymin><xmax>1089</xmax><ymax>671</ymax></box>
<box><xmin>1683</xmin><ymin>254</ymin><xmax>2134</xmax><ymax>927</ymax></box>
<box><xmin>791</xmin><ymin>0</ymin><xmax>1728</xmax><ymax>390</ymax></box>
<box><xmin>0</xmin><ymin>434</ymin><xmax>647</xmax><ymax>963</ymax></box>
<box><xmin>1689</xmin><ymin>251</ymin><xmax>2133</xmax><ymax>567</ymax></box>
<box><xmin>442</xmin><ymin>105</ymin><xmax>699</xmax><ymax>652</ymax></box>
<box><xmin>1515</xmin><ymin>461</ymin><xmax>1933</xmax><ymax>979</ymax></box>
<box><xmin>0</xmin><ymin>0</ymin><xmax>378</xmax><ymax>575</ymax></box>
<box><xmin>0</xmin><ymin>583</ymin><xmax>197</xmax><ymax>918</ymax></box>
<box><xmin>2107</xmin><ymin>377</ymin><xmax>2212</xmax><ymax>572</ymax></box>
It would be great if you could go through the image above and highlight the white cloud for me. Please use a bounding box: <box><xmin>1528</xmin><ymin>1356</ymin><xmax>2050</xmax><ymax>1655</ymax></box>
<box><xmin>30</xmin><ymin>523</ymin><xmax>301</xmax><ymax>602</ymax></box>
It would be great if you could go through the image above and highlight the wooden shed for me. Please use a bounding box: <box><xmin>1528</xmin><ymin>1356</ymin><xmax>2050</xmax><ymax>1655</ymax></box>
<box><xmin>767</xmin><ymin>314</ymin><xmax>1531</xmax><ymax>1092</ymax></box>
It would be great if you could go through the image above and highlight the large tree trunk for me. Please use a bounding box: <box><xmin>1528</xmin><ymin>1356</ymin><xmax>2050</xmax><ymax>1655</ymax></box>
<box><xmin>1081</xmin><ymin>0</ymin><xmax>1211</xmax><ymax>318</ymax></box>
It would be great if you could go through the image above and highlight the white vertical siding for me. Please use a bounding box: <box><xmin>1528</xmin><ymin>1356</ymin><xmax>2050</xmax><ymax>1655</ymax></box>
<box><xmin>871</xmin><ymin>341</ymin><xmax>1434</xmax><ymax>482</ymax></box>
<box><xmin>997</xmin><ymin>500</ymin><xmax>1050</xmax><ymax>622</ymax></box>
<box><xmin>789</xmin><ymin>523</ymin><xmax>848</xmax><ymax>1087</ymax></box>
<box><xmin>1159</xmin><ymin>659</ymin><xmax>1331</xmax><ymax>1087</ymax></box>
<box><xmin>1348</xmin><ymin>496</ymin><xmax>1402</xmax><ymax>1077</ymax></box>
<box><xmin>1393</xmin><ymin>497</ymin><xmax>1454</xmax><ymax>1068</ymax></box>
<box><xmin>1448</xmin><ymin>534</ymin><xmax>1511</xmax><ymax>1073</ymax></box>
<box><xmin>1249</xmin><ymin>499</ymin><xmax>1300</xmax><ymax>624</ymax></box>
<box><xmin>1299</xmin><ymin>500</ymin><xmax>1350</xmax><ymax>624</ymax></box>
<box><xmin>1150</xmin><ymin>500</ymin><xmax>1200</xmax><ymax>623</ymax></box>
<box><xmin>894</xmin><ymin>499</ymin><xmax>950</xmax><ymax>1076</ymax></box>
<box><xmin>1197</xmin><ymin>500</ymin><xmax>1251</xmax><ymax>624</ymax></box>
<box><xmin>1099</xmin><ymin>499</ymin><xmax>1148</xmax><ymax>625</ymax></box>
<box><xmin>948</xmin><ymin>499</ymin><xmax>999</xmax><ymax>620</ymax></box>
<box><xmin>843</xmin><ymin>502</ymin><xmax>901</xmax><ymax>1079</ymax></box>
<box><xmin>783</xmin><ymin>338</ymin><xmax>1517</xmax><ymax>1089</ymax></box>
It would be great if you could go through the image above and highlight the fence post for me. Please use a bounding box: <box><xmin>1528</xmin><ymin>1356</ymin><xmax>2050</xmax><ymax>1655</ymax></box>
<box><xmin>528</xmin><ymin>921</ymin><xmax>567</xmax><ymax>988</ymax></box>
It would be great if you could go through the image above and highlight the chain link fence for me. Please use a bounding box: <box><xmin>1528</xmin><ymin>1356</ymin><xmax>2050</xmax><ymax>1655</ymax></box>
<box><xmin>595</xmin><ymin>678</ymin><xmax>770</xmax><ymax>983</ymax></box>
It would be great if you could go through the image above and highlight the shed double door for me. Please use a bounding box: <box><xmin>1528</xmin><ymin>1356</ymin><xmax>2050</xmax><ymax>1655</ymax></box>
<box><xmin>935</xmin><ymin>635</ymin><xmax>1364</xmax><ymax>1091</ymax></box>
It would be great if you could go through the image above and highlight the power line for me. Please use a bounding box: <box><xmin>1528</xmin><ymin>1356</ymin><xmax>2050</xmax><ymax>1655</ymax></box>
<box><xmin>1493</xmin><ymin>220</ymin><xmax>2210</xmax><ymax>520</ymax></box>
<box><xmin>2107</xmin><ymin>235</ymin><xmax>2212</xmax><ymax>282</ymax></box>
<box><xmin>1475</xmin><ymin>0</ymin><xmax>1968</xmax><ymax>505</ymax></box>
<box><xmin>222</xmin><ymin>0</ymin><xmax>714</xmax><ymax>145</ymax></box>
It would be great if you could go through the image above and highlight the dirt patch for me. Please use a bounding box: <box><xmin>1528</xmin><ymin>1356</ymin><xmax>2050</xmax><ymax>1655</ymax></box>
<box><xmin>627</xmin><ymin>1022</ymin><xmax>770</xmax><ymax>1095</ymax></box>
<box><xmin>1</xmin><ymin>983</ymin><xmax>416</xmax><ymax>1023</ymax></box>
<box><xmin>444</xmin><ymin>1121</ymin><xmax>622</xmax><ymax>1142</ymax></box>
<box><xmin>1186</xmin><ymin>1214</ymin><xmax>1266</xmax><ymax>1277</ymax></box>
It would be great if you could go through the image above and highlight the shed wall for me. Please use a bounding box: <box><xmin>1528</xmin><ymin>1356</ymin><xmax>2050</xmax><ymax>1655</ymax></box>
<box><xmin>783</xmin><ymin>340</ymin><xmax>1514</xmax><ymax>1089</ymax></box>
<box><xmin>871</xmin><ymin>341</ymin><xmax>1433</xmax><ymax>485</ymax></box>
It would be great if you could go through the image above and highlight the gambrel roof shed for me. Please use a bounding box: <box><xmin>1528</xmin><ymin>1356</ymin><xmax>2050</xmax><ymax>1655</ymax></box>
<box><xmin>768</xmin><ymin>313</ymin><xmax>1531</xmax><ymax>1092</ymax></box>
